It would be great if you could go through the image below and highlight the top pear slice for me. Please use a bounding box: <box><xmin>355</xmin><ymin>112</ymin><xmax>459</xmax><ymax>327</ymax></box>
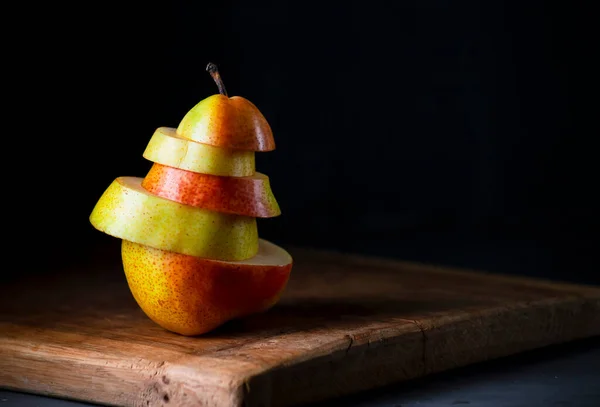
<box><xmin>176</xmin><ymin>94</ymin><xmax>275</xmax><ymax>152</ymax></box>
<box><xmin>176</xmin><ymin>63</ymin><xmax>276</xmax><ymax>152</ymax></box>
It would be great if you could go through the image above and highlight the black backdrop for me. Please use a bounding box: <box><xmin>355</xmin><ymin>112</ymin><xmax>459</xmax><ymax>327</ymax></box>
<box><xmin>11</xmin><ymin>1</ymin><xmax>598</xmax><ymax>284</ymax></box>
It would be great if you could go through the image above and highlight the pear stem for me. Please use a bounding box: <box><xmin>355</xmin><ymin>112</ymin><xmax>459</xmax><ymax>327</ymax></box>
<box><xmin>206</xmin><ymin>62</ymin><xmax>228</xmax><ymax>96</ymax></box>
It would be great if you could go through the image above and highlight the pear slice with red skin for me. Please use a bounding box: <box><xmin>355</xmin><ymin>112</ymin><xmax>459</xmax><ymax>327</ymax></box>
<box><xmin>175</xmin><ymin>64</ymin><xmax>275</xmax><ymax>151</ymax></box>
<box><xmin>176</xmin><ymin>94</ymin><xmax>275</xmax><ymax>152</ymax></box>
<box><xmin>141</xmin><ymin>163</ymin><xmax>281</xmax><ymax>218</ymax></box>
<box><xmin>122</xmin><ymin>238</ymin><xmax>293</xmax><ymax>336</ymax></box>
<box><xmin>90</xmin><ymin>176</ymin><xmax>258</xmax><ymax>261</ymax></box>
<box><xmin>143</xmin><ymin>127</ymin><xmax>255</xmax><ymax>177</ymax></box>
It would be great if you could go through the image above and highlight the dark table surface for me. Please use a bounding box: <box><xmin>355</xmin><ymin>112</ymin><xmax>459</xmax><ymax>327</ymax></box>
<box><xmin>2</xmin><ymin>335</ymin><xmax>599</xmax><ymax>407</ymax></box>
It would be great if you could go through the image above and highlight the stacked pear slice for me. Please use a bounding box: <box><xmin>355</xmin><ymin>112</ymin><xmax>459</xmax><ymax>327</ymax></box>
<box><xmin>89</xmin><ymin>64</ymin><xmax>292</xmax><ymax>336</ymax></box>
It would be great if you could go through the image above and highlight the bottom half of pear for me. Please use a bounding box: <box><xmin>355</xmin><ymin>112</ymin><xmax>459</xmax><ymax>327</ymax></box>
<box><xmin>121</xmin><ymin>238</ymin><xmax>293</xmax><ymax>336</ymax></box>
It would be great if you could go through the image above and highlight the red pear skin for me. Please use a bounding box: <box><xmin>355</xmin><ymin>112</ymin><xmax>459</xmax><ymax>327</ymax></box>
<box><xmin>176</xmin><ymin>94</ymin><xmax>276</xmax><ymax>151</ymax></box>
<box><xmin>141</xmin><ymin>163</ymin><xmax>281</xmax><ymax>218</ymax></box>
<box><xmin>121</xmin><ymin>239</ymin><xmax>292</xmax><ymax>336</ymax></box>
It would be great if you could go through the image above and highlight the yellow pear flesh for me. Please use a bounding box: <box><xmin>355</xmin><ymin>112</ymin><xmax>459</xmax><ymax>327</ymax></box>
<box><xmin>89</xmin><ymin>176</ymin><xmax>258</xmax><ymax>261</ymax></box>
<box><xmin>143</xmin><ymin>127</ymin><xmax>255</xmax><ymax>177</ymax></box>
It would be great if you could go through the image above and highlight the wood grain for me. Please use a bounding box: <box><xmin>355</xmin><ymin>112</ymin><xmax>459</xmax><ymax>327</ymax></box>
<box><xmin>1</xmin><ymin>240</ymin><xmax>599</xmax><ymax>407</ymax></box>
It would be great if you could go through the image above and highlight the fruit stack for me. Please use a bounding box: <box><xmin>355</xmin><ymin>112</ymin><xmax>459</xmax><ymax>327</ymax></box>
<box><xmin>89</xmin><ymin>63</ymin><xmax>293</xmax><ymax>336</ymax></box>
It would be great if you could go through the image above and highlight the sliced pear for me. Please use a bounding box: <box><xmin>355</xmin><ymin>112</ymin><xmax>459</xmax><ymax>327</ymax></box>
<box><xmin>142</xmin><ymin>163</ymin><xmax>281</xmax><ymax>218</ymax></box>
<box><xmin>176</xmin><ymin>94</ymin><xmax>275</xmax><ymax>151</ymax></box>
<box><xmin>142</xmin><ymin>127</ymin><xmax>255</xmax><ymax>177</ymax></box>
<box><xmin>90</xmin><ymin>176</ymin><xmax>258</xmax><ymax>261</ymax></box>
<box><xmin>122</xmin><ymin>238</ymin><xmax>293</xmax><ymax>336</ymax></box>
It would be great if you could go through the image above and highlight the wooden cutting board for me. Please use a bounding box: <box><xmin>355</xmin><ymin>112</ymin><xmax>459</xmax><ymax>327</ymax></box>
<box><xmin>1</xmin><ymin>241</ymin><xmax>599</xmax><ymax>407</ymax></box>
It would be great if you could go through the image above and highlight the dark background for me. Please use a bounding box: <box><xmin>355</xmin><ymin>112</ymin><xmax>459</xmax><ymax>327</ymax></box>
<box><xmin>9</xmin><ymin>0</ymin><xmax>598</xmax><ymax>284</ymax></box>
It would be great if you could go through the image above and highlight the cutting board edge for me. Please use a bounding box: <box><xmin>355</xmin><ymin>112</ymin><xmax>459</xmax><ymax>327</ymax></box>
<box><xmin>238</xmin><ymin>294</ymin><xmax>600</xmax><ymax>407</ymax></box>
